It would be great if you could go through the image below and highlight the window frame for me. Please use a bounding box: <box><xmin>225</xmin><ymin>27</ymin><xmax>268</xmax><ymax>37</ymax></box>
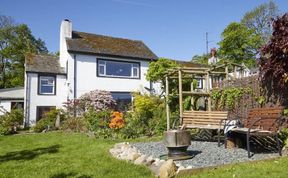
<box><xmin>38</xmin><ymin>75</ymin><xmax>56</xmax><ymax>95</ymax></box>
<box><xmin>97</xmin><ymin>58</ymin><xmax>141</xmax><ymax>79</ymax></box>
<box><xmin>195</xmin><ymin>78</ymin><xmax>203</xmax><ymax>89</ymax></box>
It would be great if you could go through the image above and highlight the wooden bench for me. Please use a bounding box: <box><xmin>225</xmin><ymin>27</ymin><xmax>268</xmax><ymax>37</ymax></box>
<box><xmin>182</xmin><ymin>111</ymin><xmax>229</xmax><ymax>130</ymax></box>
<box><xmin>230</xmin><ymin>107</ymin><xmax>285</xmax><ymax>158</ymax></box>
<box><xmin>182</xmin><ymin>111</ymin><xmax>233</xmax><ymax>142</ymax></box>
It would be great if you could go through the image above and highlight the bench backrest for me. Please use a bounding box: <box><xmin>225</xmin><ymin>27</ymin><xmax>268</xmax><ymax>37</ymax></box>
<box><xmin>245</xmin><ymin>107</ymin><xmax>283</xmax><ymax>131</ymax></box>
<box><xmin>182</xmin><ymin>111</ymin><xmax>228</xmax><ymax>129</ymax></box>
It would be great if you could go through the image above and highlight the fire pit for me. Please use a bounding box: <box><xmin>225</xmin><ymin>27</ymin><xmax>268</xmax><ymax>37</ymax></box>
<box><xmin>161</xmin><ymin>129</ymin><xmax>192</xmax><ymax>160</ymax></box>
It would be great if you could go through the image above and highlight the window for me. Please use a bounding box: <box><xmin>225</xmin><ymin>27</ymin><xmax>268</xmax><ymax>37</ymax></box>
<box><xmin>36</xmin><ymin>106</ymin><xmax>56</xmax><ymax>122</ymax></box>
<box><xmin>195</xmin><ymin>78</ymin><xmax>203</xmax><ymax>89</ymax></box>
<box><xmin>111</xmin><ymin>92</ymin><xmax>132</xmax><ymax>111</ymax></box>
<box><xmin>97</xmin><ymin>59</ymin><xmax>140</xmax><ymax>78</ymax></box>
<box><xmin>38</xmin><ymin>76</ymin><xmax>56</xmax><ymax>95</ymax></box>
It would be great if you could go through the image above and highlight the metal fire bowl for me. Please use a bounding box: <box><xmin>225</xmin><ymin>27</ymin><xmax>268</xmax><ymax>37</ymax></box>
<box><xmin>161</xmin><ymin>130</ymin><xmax>192</xmax><ymax>160</ymax></box>
<box><xmin>163</xmin><ymin>130</ymin><xmax>191</xmax><ymax>147</ymax></box>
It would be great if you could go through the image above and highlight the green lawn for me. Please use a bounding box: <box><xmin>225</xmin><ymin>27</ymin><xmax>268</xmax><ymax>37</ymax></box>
<box><xmin>0</xmin><ymin>132</ymin><xmax>153</xmax><ymax>178</ymax></box>
<box><xmin>0</xmin><ymin>132</ymin><xmax>287</xmax><ymax>178</ymax></box>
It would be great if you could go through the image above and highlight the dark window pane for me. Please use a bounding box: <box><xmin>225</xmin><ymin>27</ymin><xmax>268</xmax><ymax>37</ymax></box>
<box><xmin>41</xmin><ymin>86</ymin><xmax>53</xmax><ymax>93</ymax></box>
<box><xmin>99</xmin><ymin>65</ymin><xmax>105</xmax><ymax>75</ymax></box>
<box><xmin>111</xmin><ymin>92</ymin><xmax>132</xmax><ymax>111</ymax></box>
<box><xmin>106</xmin><ymin>61</ymin><xmax>131</xmax><ymax>77</ymax></box>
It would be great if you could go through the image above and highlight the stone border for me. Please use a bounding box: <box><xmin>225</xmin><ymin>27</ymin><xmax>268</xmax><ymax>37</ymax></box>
<box><xmin>109</xmin><ymin>142</ymin><xmax>191</xmax><ymax>178</ymax></box>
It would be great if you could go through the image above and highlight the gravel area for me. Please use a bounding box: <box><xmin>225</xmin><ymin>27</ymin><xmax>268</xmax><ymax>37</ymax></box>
<box><xmin>132</xmin><ymin>141</ymin><xmax>279</xmax><ymax>169</ymax></box>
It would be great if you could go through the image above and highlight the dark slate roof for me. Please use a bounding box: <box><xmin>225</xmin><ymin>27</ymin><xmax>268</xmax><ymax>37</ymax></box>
<box><xmin>25</xmin><ymin>54</ymin><xmax>66</xmax><ymax>74</ymax></box>
<box><xmin>66</xmin><ymin>31</ymin><xmax>158</xmax><ymax>60</ymax></box>
<box><xmin>0</xmin><ymin>87</ymin><xmax>24</xmax><ymax>100</ymax></box>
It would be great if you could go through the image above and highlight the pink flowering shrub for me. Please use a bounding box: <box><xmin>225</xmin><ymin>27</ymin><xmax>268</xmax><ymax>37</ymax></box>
<box><xmin>79</xmin><ymin>90</ymin><xmax>116</xmax><ymax>112</ymax></box>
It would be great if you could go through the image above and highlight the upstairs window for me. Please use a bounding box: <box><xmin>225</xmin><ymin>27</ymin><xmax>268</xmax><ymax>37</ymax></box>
<box><xmin>98</xmin><ymin>59</ymin><xmax>140</xmax><ymax>79</ymax></box>
<box><xmin>38</xmin><ymin>76</ymin><xmax>56</xmax><ymax>95</ymax></box>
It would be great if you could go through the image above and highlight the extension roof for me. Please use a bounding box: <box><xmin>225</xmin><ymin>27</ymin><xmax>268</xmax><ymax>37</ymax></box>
<box><xmin>66</xmin><ymin>31</ymin><xmax>158</xmax><ymax>60</ymax></box>
<box><xmin>0</xmin><ymin>87</ymin><xmax>24</xmax><ymax>100</ymax></box>
<box><xmin>25</xmin><ymin>54</ymin><xmax>66</xmax><ymax>75</ymax></box>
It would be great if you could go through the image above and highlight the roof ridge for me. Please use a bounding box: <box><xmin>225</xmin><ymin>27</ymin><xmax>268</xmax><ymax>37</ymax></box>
<box><xmin>72</xmin><ymin>31</ymin><xmax>143</xmax><ymax>43</ymax></box>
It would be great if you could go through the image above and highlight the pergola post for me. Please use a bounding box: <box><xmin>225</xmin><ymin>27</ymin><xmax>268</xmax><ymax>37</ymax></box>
<box><xmin>165</xmin><ymin>76</ymin><xmax>170</xmax><ymax>130</ymax></box>
<box><xmin>178</xmin><ymin>69</ymin><xmax>183</xmax><ymax>125</ymax></box>
<box><xmin>191</xmin><ymin>75</ymin><xmax>194</xmax><ymax>111</ymax></box>
<box><xmin>206</xmin><ymin>72</ymin><xmax>211</xmax><ymax>111</ymax></box>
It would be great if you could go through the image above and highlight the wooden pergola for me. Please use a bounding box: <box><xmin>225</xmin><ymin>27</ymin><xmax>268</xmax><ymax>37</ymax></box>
<box><xmin>165</xmin><ymin>62</ymin><xmax>247</xmax><ymax>130</ymax></box>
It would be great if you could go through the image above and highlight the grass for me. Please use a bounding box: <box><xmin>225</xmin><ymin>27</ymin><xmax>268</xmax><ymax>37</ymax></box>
<box><xmin>180</xmin><ymin>155</ymin><xmax>288</xmax><ymax>178</ymax></box>
<box><xmin>0</xmin><ymin>132</ymin><xmax>287</xmax><ymax>178</ymax></box>
<box><xmin>0</xmin><ymin>132</ymin><xmax>153</xmax><ymax>178</ymax></box>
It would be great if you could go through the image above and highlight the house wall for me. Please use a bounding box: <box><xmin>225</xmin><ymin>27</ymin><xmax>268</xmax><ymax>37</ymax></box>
<box><xmin>25</xmin><ymin>73</ymin><xmax>67</xmax><ymax>125</ymax></box>
<box><xmin>0</xmin><ymin>100</ymin><xmax>11</xmax><ymax>115</ymax></box>
<box><xmin>68</xmin><ymin>53</ymin><xmax>152</xmax><ymax>98</ymax></box>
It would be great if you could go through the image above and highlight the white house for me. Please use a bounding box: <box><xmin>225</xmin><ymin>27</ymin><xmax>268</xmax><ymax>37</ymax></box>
<box><xmin>0</xmin><ymin>87</ymin><xmax>24</xmax><ymax>115</ymax></box>
<box><xmin>24</xmin><ymin>19</ymin><xmax>158</xmax><ymax>126</ymax></box>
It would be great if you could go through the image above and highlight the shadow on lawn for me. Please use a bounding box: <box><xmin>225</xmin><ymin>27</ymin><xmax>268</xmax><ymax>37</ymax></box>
<box><xmin>50</xmin><ymin>172</ymin><xmax>92</xmax><ymax>178</ymax></box>
<box><xmin>0</xmin><ymin>144</ymin><xmax>60</xmax><ymax>163</ymax></box>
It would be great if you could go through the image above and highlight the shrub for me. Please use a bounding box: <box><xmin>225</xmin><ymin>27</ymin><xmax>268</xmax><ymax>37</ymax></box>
<box><xmin>33</xmin><ymin>109</ymin><xmax>63</xmax><ymax>133</ymax></box>
<box><xmin>62</xmin><ymin>117</ymin><xmax>87</xmax><ymax>132</ymax></box>
<box><xmin>84</xmin><ymin>108</ymin><xmax>111</xmax><ymax>131</ymax></box>
<box><xmin>119</xmin><ymin>94</ymin><xmax>166</xmax><ymax>138</ymax></box>
<box><xmin>0</xmin><ymin>109</ymin><xmax>23</xmax><ymax>135</ymax></box>
<box><xmin>109</xmin><ymin>112</ymin><xmax>125</xmax><ymax>129</ymax></box>
<box><xmin>79</xmin><ymin>90</ymin><xmax>116</xmax><ymax>112</ymax></box>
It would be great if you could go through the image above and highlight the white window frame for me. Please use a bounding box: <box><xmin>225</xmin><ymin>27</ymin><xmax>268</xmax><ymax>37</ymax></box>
<box><xmin>39</xmin><ymin>76</ymin><xmax>56</xmax><ymax>95</ymax></box>
<box><xmin>97</xmin><ymin>59</ymin><xmax>140</xmax><ymax>79</ymax></box>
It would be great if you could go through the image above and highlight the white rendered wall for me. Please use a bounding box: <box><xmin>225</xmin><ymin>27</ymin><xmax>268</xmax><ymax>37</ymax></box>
<box><xmin>71</xmin><ymin>54</ymin><xmax>152</xmax><ymax>97</ymax></box>
<box><xmin>0</xmin><ymin>100</ymin><xmax>11</xmax><ymax>115</ymax></box>
<box><xmin>26</xmin><ymin>73</ymin><xmax>67</xmax><ymax>125</ymax></box>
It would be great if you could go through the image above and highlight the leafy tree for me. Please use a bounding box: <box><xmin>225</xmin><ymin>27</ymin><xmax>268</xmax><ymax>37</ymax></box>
<box><xmin>218</xmin><ymin>22</ymin><xmax>262</xmax><ymax>68</ymax></box>
<box><xmin>146</xmin><ymin>58</ymin><xmax>179</xmax><ymax>83</ymax></box>
<box><xmin>241</xmin><ymin>0</ymin><xmax>278</xmax><ymax>43</ymax></box>
<box><xmin>259</xmin><ymin>13</ymin><xmax>288</xmax><ymax>105</ymax></box>
<box><xmin>191</xmin><ymin>53</ymin><xmax>209</xmax><ymax>64</ymax></box>
<box><xmin>0</xmin><ymin>15</ymin><xmax>48</xmax><ymax>88</ymax></box>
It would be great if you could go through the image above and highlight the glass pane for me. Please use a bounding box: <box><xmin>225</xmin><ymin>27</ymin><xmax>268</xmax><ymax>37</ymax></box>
<box><xmin>132</xmin><ymin>68</ymin><xmax>138</xmax><ymax>77</ymax></box>
<box><xmin>99</xmin><ymin>65</ymin><xmax>105</xmax><ymax>75</ymax></box>
<box><xmin>41</xmin><ymin>79</ymin><xmax>48</xmax><ymax>85</ymax></box>
<box><xmin>98</xmin><ymin>60</ymin><xmax>106</xmax><ymax>65</ymax></box>
<box><xmin>41</xmin><ymin>86</ymin><xmax>53</xmax><ymax>94</ymax></box>
<box><xmin>106</xmin><ymin>61</ymin><xmax>131</xmax><ymax>77</ymax></box>
<box><xmin>111</xmin><ymin>92</ymin><xmax>132</xmax><ymax>111</ymax></box>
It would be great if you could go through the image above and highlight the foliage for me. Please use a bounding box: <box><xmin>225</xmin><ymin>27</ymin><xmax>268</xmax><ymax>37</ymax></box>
<box><xmin>84</xmin><ymin>108</ymin><xmax>111</xmax><ymax>131</ymax></box>
<box><xmin>218</xmin><ymin>22</ymin><xmax>262</xmax><ymax>68</ymax></box>
<box><xmin>119</xmin><ymin>94</ymin><xmax>166</xmax><ymax>138</ymax></box>
<box><xmin>63</xmin><ymin>90</ymin><xmax>116</xmax><ymax>117</ymax></box>
<box><xmin>146</xmin><ymin>58</ymin><xmax>179</xmax><ymax>83</ymax></box>
<box><xmin>191</xmin><ymin>53</ymin><xmax>209</xmax><ymax>64</ymax></box>
<box><xmin>279</xmin><ymin>128</ymin><xmax>288</xmax><ymax>148</ymax></box>
<box><xmin>0</xmin><ymin>109</ymin><xmax>23</xmax><ymax>135</ymax></box>
<box><xmin>33</xmin><ymin>109</ymin><xmax>63</xmax><ymax>133</ymax></box>
<box><xmin>109</xmin><ymin>112</ymin><xmax>125</xmax><ymax>129</ymax></box>
<box><xmin>79</xmin><ymin>90</ymin><xmax>116</xmax><ymax>112</ymax></box>
<box><xmin>259</xmin><ymin>13</ymin><xmax>288</xmax><ymax>105</ymax></box>
<box><xmin>211</xmin><ymin>87</ymin><xmax>252</xmax><ymax>111</ymax></box>
<box><xmin>241</xmin><ymin>1</ymin><xmax>278</xmax><ymax>43</ymax></box>
<box><xmin>0</xmin><ymin>14</ymin><xmax>48</xmax><ymax>89</ymax></box>
<box><xmin>62</xmin><ymin>117</ymin><xmax>88</xmax><ymax>132</ymax></box>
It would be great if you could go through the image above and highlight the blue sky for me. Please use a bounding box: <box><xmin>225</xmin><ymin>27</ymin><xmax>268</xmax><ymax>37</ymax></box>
<box><xmin>1</xmin><ymin>0</ymin><xmax>288</xmax><ymax>60</ymax></box>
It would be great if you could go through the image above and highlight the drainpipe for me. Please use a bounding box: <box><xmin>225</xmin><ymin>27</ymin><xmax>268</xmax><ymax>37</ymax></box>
<box><xmin>24</xmin><ymin>73</ymin><xmax>30</xmax><ymax>127</ymax></box>
<box><xmin>73</xmin><ymin>54</ymin><xmax>77</xmax><ymax>99</ymax></box>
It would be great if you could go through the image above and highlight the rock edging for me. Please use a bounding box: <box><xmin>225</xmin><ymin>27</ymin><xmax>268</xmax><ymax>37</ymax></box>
<box><xmin>109</xmin><ymin>142</ymin><xmax>189</xmax><ymax>178</ymax></box>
